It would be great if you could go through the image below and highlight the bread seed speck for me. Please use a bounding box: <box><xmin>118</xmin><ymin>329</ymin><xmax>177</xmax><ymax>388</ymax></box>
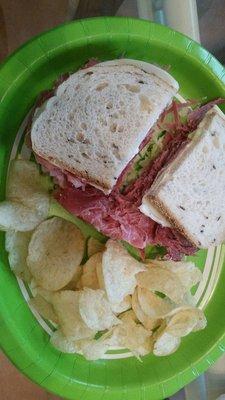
<box><xmin>217</xmin><ymin>216</ymin><xmax>221</xmax><ymax>221</ymax></box>
<box><xmin>82</xmin><ymin>152</ymin><xmax>89</xmax><ymax>159</ymax></box>
<box><xmin>179</xmin><ymin>205</ymin><xmax>185</xmax><ymax>210</ymax></box>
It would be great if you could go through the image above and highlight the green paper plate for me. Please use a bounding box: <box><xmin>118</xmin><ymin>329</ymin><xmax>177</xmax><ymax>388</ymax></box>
<box><xmin>0</xmin><ymin>17</ymin><xmax>225</xmax><ymax>400</ymax></box>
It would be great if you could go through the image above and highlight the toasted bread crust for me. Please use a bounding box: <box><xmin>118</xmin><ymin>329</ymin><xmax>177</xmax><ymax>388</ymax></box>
<box><xmin>146</xmin><ymin>195</ymin><xmax>199</xmax><ymax>247</ymax></box>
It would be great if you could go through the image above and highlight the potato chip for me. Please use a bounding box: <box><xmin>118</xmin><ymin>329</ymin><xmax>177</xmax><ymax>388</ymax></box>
<box><xmin>29</xmin><ymin>278</ymin><xmax>38</xmax><ymax>296</ymax></box>
<box><xmin>52</xmin><ymin>290</ymin><xmax>95</xmax><ymax>340</ymax></box>
<box><xmin>0</xmin><ymin>201</ymin><xmax>44</xmax><ymax>231</ymax></box>
<box><xmin>80</xmin><ymin>253</ymin><xmax>102</xmax><ymax>290</ymax></box>
<box><xmin>7</xmin><ymin>159</ymin><xmax>50</xmax><ymax>223</ymax></box>
<box><xmin>111</xmin><ymin>318</ymin><xmax>152</xmax><ymax>357</ymax></box>
<box><xmin>182</xmin><ymin>291</ymin><xmax>196</xmax><ymax>306</ymax></box>
<box><xmin>63</xmin><ymin>266</ymin><xmax>82</xmax><ymax>290</ymax></box>
<box><xmin>79</xmin><ymin>288</ymin><xmax>120</xmax><ymax>331</ymax></box>
<box><xmin>75</xmin><ymin>278</ymin><xmax>83</xmax><ymax>290</ymax></box>
<box><xmin>192</xmin><ymin>310</ymin><xmax>207</xmax><ymax>332</ymax></box>
<box><xmin>87</xmin><ymin>237</ymin><xmax>105</xmax><ymax>258</ymax></box>
<box><xmin>29</xmin><ymin>281</ymin><xmax>53</xmax><ymax>303</ymax></box>
<box><xmin>102</xmin><ymin>240</ymin><xmax>146</xmax><ymax>305</ymax></box>
<box><xmin>151</xmin><ymin>260</ymin><xmax>202</xmax><ymax>290</ymax></box>
<box><xmin>132</xmin><ymin>289</ymin><xmax>160</xmax><ymax>331</ymax></box>
<box><xmin>96</xmin><ymin>261</ymin><xmax>105</xmax><ymax>289</ymax></box>
<box><xmin>110</xmin><ymin>296</ymin><xmax>132</xmax><ymax>314</ymax></box>
<box><xmin>50</xmin><ymin>330</ymin><xmax>82</xmax><ymax>354</ymax></box>
<box><xmin>83</xmin><ymin>252</ymin><xmax>102</xmax><ymax>275</ymax></box>
<box><xmin>7</xmin><ymin>160</ymin><xmax>46</xmax><ymax>197</ymax></box>
<box><xmin>119</xmin><ymin>309</ymin><xmax>138</xmax><ymax>324</ymax></box>
<box><xmin>137</xmin><ymin>266</ymin><xmax>186</xmax><ymax>304</ymax></box>
<box><xmin>153</xmin><ymin>331</ymin><xmax>181</xmax><ymax>356</ymax></box>
<box><xmin>77</xmin><ymin>329</ymin><xmax>116</xmax><ymax>359</ymax></box>
<box><xmin>137</xmin><ymin>287</ymin><xmax>174</xmax><ymax>319</ymax></box>
<box><xmin>166</xmin><ymin>308</ymin><xmax>199</xmax><ymax>337</ymax></box>
<box><xmin>30</xmin><ymin>280</ymin><xmax>48</xmax><ymax>298</ymax></box>
<box><xmin>162</xmin><ymin>304</ymin><xmax>192</xmax><ymax>319</ymax></box>
<box><xmin>29</xmin><ymin>294</ymin><xmax>58</xmax><ymax>323</ymax></box>
<box><xmin>27</xmin><ymin>217</ymin><xmax>85</xmax><ymax>290</ymax></box>
<box><xmin>5</xmin><ymin>230</ymin><xmax>32</xmax><ymax>282</ymax></box>
<box><xmin>51</xmin><ymin>330</ymin><xmax>111</xmax><ymax>359</ymax></box>
<box><xmin>79</xmin><ymin>337</ymin><xmax>111</xmax><ymax>360</ymax></box>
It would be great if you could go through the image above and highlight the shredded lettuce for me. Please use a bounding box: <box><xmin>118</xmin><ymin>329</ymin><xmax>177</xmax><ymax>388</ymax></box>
<box><xmin>154</xmin><ymin>291</ymin><xmax>166</xmax><ymax>299</ymax></box>
<box><xmin>121</xmin><ymin>98</ymin><xmax>192</xmax><ymax>191</ymax></box>
<box><xmin>145</xmin><ymin>244</ymin><xmax>167</xmax><ymax>259</ymax></box>
<box><xmin>121</xmin><ymin>129</ymin><xmax>166</xmax><ymax>191</ymax></box>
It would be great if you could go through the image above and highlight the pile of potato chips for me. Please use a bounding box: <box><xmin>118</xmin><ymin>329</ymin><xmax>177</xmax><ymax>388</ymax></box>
<box><xmin>3</xmin><ymin>159</ymin><xmax>207</xmax><ymax>360</ymax></box>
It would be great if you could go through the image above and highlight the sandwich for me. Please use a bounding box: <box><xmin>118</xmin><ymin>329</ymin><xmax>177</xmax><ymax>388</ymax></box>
<box><xmin>29</xmin><ymin>59</ymin><xmax>225</xmax><ymax>260</ymax></box>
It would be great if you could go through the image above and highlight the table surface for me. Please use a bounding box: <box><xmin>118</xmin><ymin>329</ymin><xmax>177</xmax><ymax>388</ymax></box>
<box><xmin>0</xmin><ymin>351</ymin><xmax>61</xmax><ymax>400</ymax></box>
<box><xmin>1</xmin><ymin>1</ymin><xmax>225</xmax><ymax>399</ymax></box>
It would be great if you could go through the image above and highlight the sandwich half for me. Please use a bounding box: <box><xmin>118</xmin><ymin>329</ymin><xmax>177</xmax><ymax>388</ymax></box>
<box><xmin>31</xmin><ymin>59</ymin><xmax>178</xmax><ymax>194</ymax></box>
<box><xmin>140</xmin><ymin>105</ymin><xmax>225</xmax><ymax>248</ymax></box>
